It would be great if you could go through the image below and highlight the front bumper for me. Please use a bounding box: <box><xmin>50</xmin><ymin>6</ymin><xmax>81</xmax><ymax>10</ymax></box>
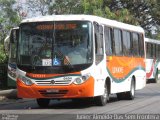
<box><xmin>17</xmin><ymin>77</ymin><xmax>94</xmax><ymax>99</ymax></box>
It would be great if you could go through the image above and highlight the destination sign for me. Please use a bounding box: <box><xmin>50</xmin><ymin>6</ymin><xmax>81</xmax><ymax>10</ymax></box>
<box><xmin>36</xmin><ymin>24</ymin><xmax>77</xmax><ymax>30</ymax></box>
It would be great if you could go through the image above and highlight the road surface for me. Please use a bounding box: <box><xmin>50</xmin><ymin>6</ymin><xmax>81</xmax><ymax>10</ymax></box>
<box><xmin>0</xmin><ymin>83</ymin><xmax>160</xmax><ymax>120</ymax></box>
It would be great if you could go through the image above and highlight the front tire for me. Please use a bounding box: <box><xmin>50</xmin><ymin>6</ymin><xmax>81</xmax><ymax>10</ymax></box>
<box><xmin>36</xmin><ymin>98</ymin><xmax>50</xmax><ymax>108</ymax></box>
<box><xmin>95</xmin><ymin>84</ymin><xmax>109</xmax><ymax>106</ymax></box>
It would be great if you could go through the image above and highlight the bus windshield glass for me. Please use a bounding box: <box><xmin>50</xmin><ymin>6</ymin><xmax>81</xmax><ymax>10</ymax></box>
<box><xmin>18</xmin><ymin>21</ymin><xmax>93</xmax><ymax>68</ymax></box>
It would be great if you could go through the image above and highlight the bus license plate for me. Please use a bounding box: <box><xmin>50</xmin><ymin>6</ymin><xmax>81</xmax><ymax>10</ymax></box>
<box><xmin>46</xmin><ymin>89</ymin><xmax>59</xmax><ymax>93</ymax></box>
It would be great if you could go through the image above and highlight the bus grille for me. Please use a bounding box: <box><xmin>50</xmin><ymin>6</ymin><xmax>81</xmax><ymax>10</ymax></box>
<box><xmin>34</xmin><ymin>79</ymin><xmax>72</xmax><ymax>86</ymax></box>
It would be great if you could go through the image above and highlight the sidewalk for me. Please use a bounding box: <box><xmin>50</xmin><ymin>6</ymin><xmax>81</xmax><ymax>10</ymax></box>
<box><xmin>0</xmin><ymin>89</ymin><xmax>34</xmax><ymax>105</ymax></box>
<box><xmin>0</xmin><ymin>89</ymin><xmax>17</xmax><ymax>99</ymax></box>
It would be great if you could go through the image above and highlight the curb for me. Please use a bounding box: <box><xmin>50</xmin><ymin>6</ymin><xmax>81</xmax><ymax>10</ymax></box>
<box><xmin>0</xmin><ymin>89</ymin><xmax>17</xmax><ymax>99</ymax></box>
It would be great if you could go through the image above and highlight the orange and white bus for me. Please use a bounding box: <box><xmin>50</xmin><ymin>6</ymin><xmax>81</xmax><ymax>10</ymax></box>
<box><xmin>16</xmin><ymin>15</ymin><xmax>146</xmax><ymax>107</ymax></box>
<box><xmin>145</xmin><ymin>38</ymin><xmax>160</xmax><ymax>83</ymax></box>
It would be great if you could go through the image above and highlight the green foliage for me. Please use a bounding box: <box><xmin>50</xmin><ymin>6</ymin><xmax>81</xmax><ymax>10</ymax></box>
<box><xmin>0</xmin><ymin>0</ymin><xmax>20</xmax><ymax>44</ymax></box>
<box><xmin>48</xmin><ymin>0</ymin><xmax>83</xmax><ymax>15</ymax></box>
<box><xmin>26</xmin><ymin>0</ymin><xmax>160</xmax><ymax>38</ymax></box>
<box><xmin>0</xmin><ymin>44</ymin><xmax>7</xmax><ymax>63</ymax></box>
<box><xmin>156</xmin><ymin>33</ymin><xmax>160</xmax><ymax>40</ymax></box>
<box><xmin>154</xmin><ymin>29</ymin><xmax>160</xmax><ymax>40</ymax></box>
<box><xmin>81</xmin><ymin>0</ymin><xmax>138</xmax><ymax>25</ymax></box>
<box><xmin>26</xmin><ymin>0</ymin><xmax>51</xmax><ymax>16</ymax></box>
<box><xmin>120</xmin><ymin>0</ymin><xmax>160</xmax><ymax>37</ymax></box>
<box><xmin>0</xmin><ymin>0</ymin><xmax>159</xmax><ymax>41</ymax></box>
<box><xmin>0</xmin><ymin>0</ymin><xmax>20</xmax><ymax>63</ymax></box>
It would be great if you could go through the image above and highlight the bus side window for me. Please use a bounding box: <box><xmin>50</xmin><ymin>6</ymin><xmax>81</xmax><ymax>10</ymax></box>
<box><xmin>146</xmin><ymin>43</ymin><xmax>149</xmax><ymax>58</ymax></box>
<box><xmin>139</xmin><ymin>34</ymin><xmax>144</xmax><ymax>57</ymax></box>
<box><xmin>158</xmin><ymin>45</ymin><xmax>160</xmax><ymax>58</ymax></box>
<box><xmin>99</xmin><ymin>25</ymin><xmax>104</xmax><ymax>55</ymax></box>
<box><xmin>122</xmin><ymin>30</ymin><xmax>131</xmax><ymax>56</ymax></box>
<box><xmin>156</xmin><ymin>44</ymin><xmax>159</xmax><ymax>58</ymax></box>
<box><xmin>104</xmin><ymin>26</ymin><xmax>112</xmax><ymax>56</ymax></box>
<box><xmin>113</xmin><ymin>28</ymin><xmax>123</xmax><ymax>56</ymax></box>
<box><xmin>94</xmin><ymin>22</ymin><xmax>104</xmax><ymax>64</ymax></box>
<box><xmin>150</xmin><ymin>44</ymin><xmax>153</xmax><ymax>58</ymax></box>
<box><xmin>147</xmin><ymin>43</ymin><xmax>152</xmax><ymax>58</ymax></box>
<box><xmin>132</xmin><ymin>32</ymin><xmax>139</xmax><ymax>56</ymax></box>
<box><xmin>152</xmin><ymin>44</ymin><xmax>156</xmax><ymax>58</ymax></box>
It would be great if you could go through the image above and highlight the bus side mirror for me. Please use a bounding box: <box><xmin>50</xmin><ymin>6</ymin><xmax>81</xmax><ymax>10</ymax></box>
<box><xmin>10</xmin><ymin>30</ymin><xmax>15</xmax><ymax>43</ymax></box>
<box><xmin>10</xmin><ymin>29</ymin><xmax>19</xmax><ymax>43</ymax></box>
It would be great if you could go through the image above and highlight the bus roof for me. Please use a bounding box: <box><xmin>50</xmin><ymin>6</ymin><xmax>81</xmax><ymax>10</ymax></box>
<box><xmin>145</xmin><ymin>37</ymin><xmax>160</xmax><ymax>45</ymax></box>
<box><xmin>21</xmin><ymin>15</ymin><xmax>144</xmax><ymax>33</ymax></box>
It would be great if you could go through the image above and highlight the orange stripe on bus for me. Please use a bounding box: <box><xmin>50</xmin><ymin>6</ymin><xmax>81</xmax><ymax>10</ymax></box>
<box><xmin>107</xmin><ymin>56</ymin><xmax>145</xmax><ymax>78</ymax></box>
<box><xmin>26</xmin><ymin>72</ymin><xmax>81</xmax><ymax>79</ymax></box>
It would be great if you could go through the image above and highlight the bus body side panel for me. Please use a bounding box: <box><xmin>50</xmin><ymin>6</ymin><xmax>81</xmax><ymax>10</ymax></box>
<box><xmin>146</xmin><ymin>59</ymin><xmax>155</xmax><ymax>79</ymax></box>
<box><xmin>106</xmin><ymin>56</ymin><xmax>146</xmax><ymax>94</ymax></box>
<box><xmin>92</xmin><ymin>59</ymin><xmax>108</xmax><ymax>97</ymax></box>
<box><xmin>157</xmin><ymin>61</ymin><xmax>160</xmax><ymax>81</ymax></box>
<box><xmin>146</xmin><ymin>58</ymin><xmax>160</xmax><ymax>81</ymax></box>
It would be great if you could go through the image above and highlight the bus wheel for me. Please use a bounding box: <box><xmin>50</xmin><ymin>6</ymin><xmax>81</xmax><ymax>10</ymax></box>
<box><xmin>36</xmin><ymin>98</ymin><xmax>50</xmax><ymax>108</ymax></box>
<box><xmin>154</xmin><ymin>71</ymin><xmax>158</xmax><ymax>83</ymax></box>
<box><xmin>126</xmin><ymin>80</ymin><xmax>135</xmax><ymax>100</ymax></box>
<box><xmin>117</xmin><ymin>79</ymin><xmax>135</xmax><ymax>100</ymax></box>
<box><xmin>95</xmin><ymin>84</ymin><xmax>109</xmax><ymax>106</ymax></box>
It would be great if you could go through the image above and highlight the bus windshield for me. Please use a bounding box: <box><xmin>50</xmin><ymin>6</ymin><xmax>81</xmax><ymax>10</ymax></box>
<box><xmin>18</xmin><ymin>21</ymin><xmax>93</xmax><ymax>71</ymax></box>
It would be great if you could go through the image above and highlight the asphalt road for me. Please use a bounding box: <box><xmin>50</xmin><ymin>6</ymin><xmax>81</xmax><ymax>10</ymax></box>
<box><xmin>0</xmin><ymin>83</ymin><xmax>160</xmax><ymax>120</ymax></box>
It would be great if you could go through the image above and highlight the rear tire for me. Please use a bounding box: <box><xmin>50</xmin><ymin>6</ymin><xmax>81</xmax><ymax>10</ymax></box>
<box><xmin>36</xmin><ymin>98</ymin><xmax>50</xmax><ymax>108</ymax></box>
<box><xmin>126</xmin><ymin>79</ymin><xmax>135</xmax><ymax>100</ymax></box>
<box><xmin>117</xmin><ymin>79</ymin><xmax>135</xmax><ymax>100</ymax></box>
<box><xmin>95</xmin><ymin>84</ymin><xmax>109</xmax><ymax>106</ymax></box>
<box><xmin>154</xmin><ymin>70</ymin><xmax>158</xmax><ymax>83</ymax></box>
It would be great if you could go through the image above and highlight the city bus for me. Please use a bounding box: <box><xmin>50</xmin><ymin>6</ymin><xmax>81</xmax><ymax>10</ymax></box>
<box><xmin>16</xmin><ymin>15</ymin><xmax>146</xmax><ymax>107</ymax></box>
<box><xmin>4</xmin><ymin>27</ymin><xmax>19</xmax><ymax>88</ymax></box>
<box><xmin>145</xmin><ymin>38</ymin><xmax>160</xmax><ymax>83</ymax></box>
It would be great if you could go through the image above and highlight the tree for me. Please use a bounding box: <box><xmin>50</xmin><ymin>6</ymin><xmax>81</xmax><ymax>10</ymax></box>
<box><xmin>0</xmin><ymin>0</ymin><xmax>20</xmax><ymax>63</ymax></box>
<box><xmin>26</xmin><ymin>0</ymin><xmax>51</xmax><ymax>16</ymax></box>
<box><xmin>0</xmin><ymin>0</ymin><xmax>20</xmax><ymax>43</ymax></box>
<box><xmin>0</xmin><ymin>44</ymin><xmax>7</xmax><ymax>63</ymax></box>
<box><xmin>118</xmin><ymin>0</ymin><xmax>160</xmax><ymax>37</ymax></box>
<box><xmin>81</xmin><ymin>0</ymin><xmax>138</xmax><ymax>25</ymax></box>
<box><xmin>48</xmin><ymin>0</ymin><xmax>82</xmax><ymax>15</ymax></box>
<box><xmin>16</xmin><ymin>0</ymin><xmax>160</xmax><ymax>39</ymax></box>
<box><xmin>48</xmin><ymin>0</ymin><xmax>136</xmax><ymax>25</ymax></box>
<box><xmin>149</xmin><ymin>0</ymin><xmax>160</xmax><ymax>39</ymax></box>
<box><xmin>26</xmin><ymin>0</ymin><xmax>158</xmax><ymax>35</ymax></box>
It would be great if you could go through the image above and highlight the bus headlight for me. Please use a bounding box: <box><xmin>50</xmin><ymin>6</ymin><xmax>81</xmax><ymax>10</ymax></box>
<box><xmin>18</xmin><ymin>75</ymin><xmax>33</xmax><ymax>86</ymax></box>
<box><xmin>73</xmin><ymin>73</ymin><xmax>91</xmax><ymax>85</ymax></box>
<box><xmin>74</xmin><ymin>78</ymin><xmax>83</xmax><ymax>84</ymax></box>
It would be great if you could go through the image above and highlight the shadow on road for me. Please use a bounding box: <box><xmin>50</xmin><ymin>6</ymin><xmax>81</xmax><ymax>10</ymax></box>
<box><xmin>31</xmin><ymin>96</ymin><xmax>119</xmax><ymax>110</ymax></box>
<box><xmin>0</xmin><ymin>96</ymin><xmax>120</xmax><ymax>110</ymax></box>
